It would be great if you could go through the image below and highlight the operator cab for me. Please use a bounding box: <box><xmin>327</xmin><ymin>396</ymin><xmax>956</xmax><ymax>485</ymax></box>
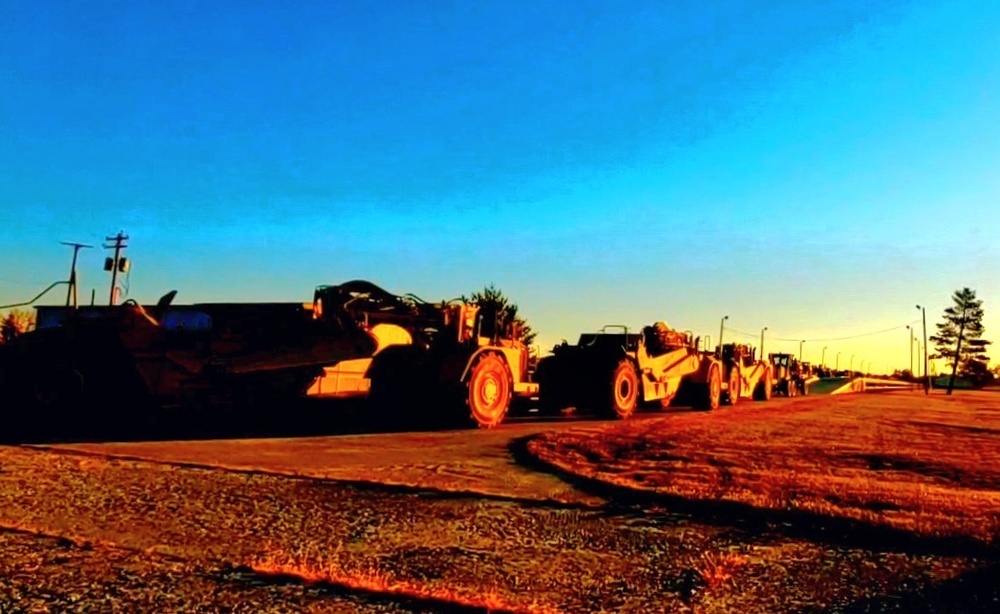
<box><xmin>578</xmin><ymin>332</ymin><xmax>642</xmax><ymax>352</ymax></box>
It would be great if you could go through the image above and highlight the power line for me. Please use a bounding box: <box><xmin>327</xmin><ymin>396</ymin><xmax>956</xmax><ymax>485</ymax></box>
<box><xmin>771</xmin><ymin>324</ymin><xmax>911</xmax><ymax>343</ymax></box>
<box><xmin>727</xmin><ymin>316</ymin><xmax>932</xmax><ymax>344</ymax></box>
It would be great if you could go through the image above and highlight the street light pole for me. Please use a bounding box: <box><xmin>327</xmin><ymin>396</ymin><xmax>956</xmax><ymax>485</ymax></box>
<box><xmin>916</xmin><ymin>305</ymin><xmax>929</xmax><ymax>394</ymax></box>
<box><xmin>906</xmin><ymin>325</ymin><xmax>914</xmax><ymax>377</ymax></box>
<box><xmin>760</xmin><ymin>327</ymin><xmax>768</xmax><ymax>359</ymax></box>
<box><xmin>822</xmin><ymin>346</ymin><xmax>828</xmax><ymax>369</ymax></box>
<box><xmin>718</xmin><ymin>315</ymin><xmax>728</xmax><ymax>359</ymax></box>
<box><xmin>799</xmin><ymin>340</ymin><xmax>804</xmax><ymax>362</ymax></box>
<box><xmin>850</xmin><ymin>354</ymin><xmax>854</xmax><ymax>374</ymax></box>
<box><xmin>836</xmin><ymin>351</ymin><xmax>841</xmax><ymax>372</ymax></box>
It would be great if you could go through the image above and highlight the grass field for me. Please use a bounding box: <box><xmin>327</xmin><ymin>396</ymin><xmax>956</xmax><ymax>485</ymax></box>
<box><xmin>528</xmin><ymin>390</ymin><xmax>1000</xmax><ymax>549</ymax></box>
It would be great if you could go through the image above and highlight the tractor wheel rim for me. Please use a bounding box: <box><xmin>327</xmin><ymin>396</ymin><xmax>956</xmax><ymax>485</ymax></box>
<box><xmin>618</xmin><ymin>378</ymin><xmax>632</xmax><ymax>402</ymax></box>
<box><xmin>482</xmin><ymin>377</ymin><xmax>499</xmax><ymax>406</ymax></box>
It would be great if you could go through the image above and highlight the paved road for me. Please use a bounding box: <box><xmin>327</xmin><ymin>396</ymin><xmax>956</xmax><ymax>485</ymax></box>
<box><xmin>42</xmin><ymin>411</ymin><xmax>648</xmax><ymax>507</ymax></box>
<box><xmin>41</xmin><ymin>398</ymin><xmax>809</xmax><ymax>507</ymax></box>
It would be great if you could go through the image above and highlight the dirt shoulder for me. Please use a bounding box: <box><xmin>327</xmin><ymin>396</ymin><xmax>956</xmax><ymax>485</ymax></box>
<box><xmin>0</xmin><ymin>528</ymin><xmax>415</xmax><ymax>613</ymax></box>
<box><xmin>527</xmin><ymin>391</ymin><xmax>1000</xmax><ymax>549</ymax></box>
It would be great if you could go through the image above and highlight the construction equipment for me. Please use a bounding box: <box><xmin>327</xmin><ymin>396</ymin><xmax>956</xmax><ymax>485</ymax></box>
<box><xmin>717</xmin><ymin>343</ymin><xmax>772</xmax><ymax>404</ymax></box>
<box><xmin>535</xmin><ymin>321</ymin><xmax>724</xmax><ymax>418</ymax></box>
<box><xmin>768</xmin><ymin>353</ymin><xmax>809</xmax><ymax>397</ymax></box>
<box><xmin>306</xmin><ymin>280</ymin><xmax>538</xmax><ymax>428</ymax></box>
<box><xmin>0</xmin><ymin>290</ymin><xmax>379</xmax><ymax>428</ymax></box>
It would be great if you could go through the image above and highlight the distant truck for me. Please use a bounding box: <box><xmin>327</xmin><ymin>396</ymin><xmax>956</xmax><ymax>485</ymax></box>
<box><xmin>768</xmin><ymin>353</ymin><xmax>809</xmax><ymax>396</ymax></box>
<box><xmin>535</xmin><ymin>322</ymin><xmax>725</xmax><ymax>417</ymax></box>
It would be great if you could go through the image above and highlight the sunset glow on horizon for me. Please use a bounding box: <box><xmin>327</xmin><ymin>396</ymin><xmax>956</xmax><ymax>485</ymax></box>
<box><xmin>2</xmin><ymin>0</ymin><xmax>997</xmax><ymax>374</ymax></box>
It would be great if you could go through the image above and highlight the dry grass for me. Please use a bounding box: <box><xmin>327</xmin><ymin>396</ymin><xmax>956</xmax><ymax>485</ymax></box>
<box><xmin>250</xmin><ymin>542</ymin><xmax>559</xmax><ymax>614</ymax></box>
<box><xmin>528</xmin><ymin>391</ymin><xmax>1000</xmax><ymax>546</ymax></box>
<box><xmin>695</xmin><ymin>551</ymin><xmax>749</xmax><ymax>591</ymax></box>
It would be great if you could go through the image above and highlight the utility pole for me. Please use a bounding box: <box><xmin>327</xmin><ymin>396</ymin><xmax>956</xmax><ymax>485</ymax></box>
<box><xmin>850</xmin><ymin>354</ymin><xmax>854</xmax><ymax>374</ymax></box>
<box><xmin>60</xmin><ymin>241</ymin><xmax>93</xmax><ymax>308</ymax></box>
<box><xmin>104</xmin><ymin>231</ymin><xmax>129</xmax><ymax>306</ymax></box>
<box><xmin>822</xmin><ymin>346</ymin><xmax>828</xmax><ymax>369</ymax></box>
<box><xmin>799</xmin><ymin>340</ymin><xmax>805</xmax><ymax>362</ymax></box>
<box><xmin>836</xmin><ymin>351</ymin><xmax>841</xmax><ymax>372</ymax></box>
<box><xmin>760</xmin><ymin>327</ymin><xmax>767</xmax><ymax>358</ymax></box>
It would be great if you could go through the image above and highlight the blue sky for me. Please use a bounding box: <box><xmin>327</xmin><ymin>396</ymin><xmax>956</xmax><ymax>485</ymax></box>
<box><xmin>2</xmin><ymin>0</ymin><xmax>998</xmax><ymax>372</ymax></box>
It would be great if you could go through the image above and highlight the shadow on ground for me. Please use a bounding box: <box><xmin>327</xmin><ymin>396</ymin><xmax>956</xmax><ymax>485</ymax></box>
<box><xmin>0</xmin><ymin>398</ymin><xmax>621</xmax><ymax>445</ymax></box>
<box><xmin>1</xmin><ymin>398</ymin><xmax>455</xmax><ymax>444</ymax></box>
<box><xmin>825</xmin><ymin>560</ymin><xmax>999</xmax><ymax>613</ymax></box>
<box><xmin>508</xmin><ymin>435</ymin><xmax>1000</xmax><ymax>562</ymax></box>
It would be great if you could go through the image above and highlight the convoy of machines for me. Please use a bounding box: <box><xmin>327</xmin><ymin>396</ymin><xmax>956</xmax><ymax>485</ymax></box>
<box><xmin>1</xmin><ymin>253</ymin><xmax>839</xmax><ymax>432</ymax></box>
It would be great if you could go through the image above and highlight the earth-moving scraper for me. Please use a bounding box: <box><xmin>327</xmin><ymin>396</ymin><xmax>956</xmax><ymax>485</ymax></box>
<box><xmin>305</xmin><ymin>280</ymin><xmax>538</xmax><ymax>428</ymax></box>
<box><xmin>717</xmin><ymin>343</ymin><xmax>773</xmax><ymax>405</ymax></box>
<box><xmin>535</xmin><ymin>321</ymin><xmax>725</xmax><ymax>417</ymax></box>
<box><xmin>0</xmin><ymin>279</ymin><xmax>538</xmax><ymax>432</ymax></box>
<box><xmin>0</xmin><ymin>289</ymin><xmax>379</xmax><ymax>433</ymax></box>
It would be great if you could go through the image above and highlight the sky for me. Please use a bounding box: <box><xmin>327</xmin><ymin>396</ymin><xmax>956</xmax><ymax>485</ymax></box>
<box><xmin>1</xmin><ymin>0</ymin><xmax>998</xmax><ymax>373</ymax></box>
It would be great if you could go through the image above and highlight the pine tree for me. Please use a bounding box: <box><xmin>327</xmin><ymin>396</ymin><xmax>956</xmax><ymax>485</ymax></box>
<box><xmin>929</xmin><ymin>287</ymin><xmax>991</xmax><ymax>393</ymax></box>
<box><xmin>463</xmin><ymin>284</ymin><xmax>537</xmax><ymax>349</ymax></box>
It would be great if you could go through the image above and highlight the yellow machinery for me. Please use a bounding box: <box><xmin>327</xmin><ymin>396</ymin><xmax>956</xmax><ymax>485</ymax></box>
<box><xmin>717</xmin><ymin>343</ymin><xmax>773</xmax><ymax>405</ymax></box>
<box><xmin>1</xmin><ymin>291</ymin><xmax>379</xmax><ymax>434</ymax></box>
<box><xmin>536</xmin><ymin>321</ymin><xmax>724</xmax><ymax>418</ymax></box>
<box><xmin>2</xmin><ymin>280</ymin><xmax>537</xmax><ymax>432</ymax></box>
<box><xmin>306</xmin><ymin>281</ymin><xmax>537</xmax><ymax>428</ymax></box>
<box><xmin>768</xmin><ymin>353</ymin><xmax>809</xmax><ymax>396</ymax></box>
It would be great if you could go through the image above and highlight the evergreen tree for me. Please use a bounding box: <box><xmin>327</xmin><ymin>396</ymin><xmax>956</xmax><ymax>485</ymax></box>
<box><xmin>929</xmin><ymin>287</ymin><xmax>991</xmax><ymax>393</ymax></box>
<box><xmin>463</xmin><ymin>284</ymin><xmax>537</xmax><ymax>349</ymax></box>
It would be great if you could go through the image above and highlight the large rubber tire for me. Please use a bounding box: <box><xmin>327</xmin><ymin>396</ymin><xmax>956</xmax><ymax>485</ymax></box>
<box><xmin>753</xmin><ymin>369</ymin><xmax>773</xmax><ymax>401</ymax></box>
<box><xmin>605</xmin><ymin>359</ymin><xmax>639</xmax><ymax>419</ymax></box>
<box><xmin>467</xmin><ymin>353</ymin><xmax>512</xmax><ymax>429</ymax></box>
<box><xmin>723</xmin><ymin>366</ymin><xmax>741</xmax><ymax>406</ymax></box>
<box><xmin>694</xmin><ymin>363</ymin><xmax>722</xmax><ymax>411</ymax></box>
